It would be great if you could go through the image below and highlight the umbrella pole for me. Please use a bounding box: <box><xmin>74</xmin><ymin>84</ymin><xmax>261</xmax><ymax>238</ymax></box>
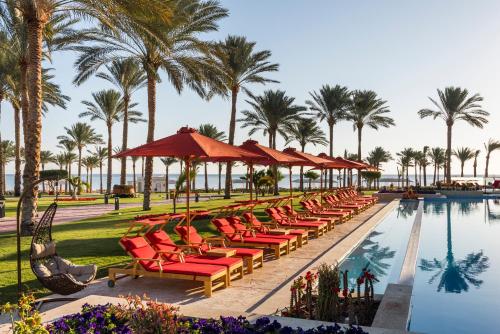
<box><xmin>289</xmin><ymin>165</ymin><xmax>293</xmax><ymax>206</ymax></box>
<box><xmin>249</xmin><ymin>163</ymin><xmax>254</xmax><ymax>218</ymax></box>
<box><xmin>185</xmin><ymin>158</ymin><xmax>191</xmax><ymax>245</ymax></box>
<box><xmin>320</xmin><ymin>168</ymin><xmax>323</xmax><ymax>205</ymax></box>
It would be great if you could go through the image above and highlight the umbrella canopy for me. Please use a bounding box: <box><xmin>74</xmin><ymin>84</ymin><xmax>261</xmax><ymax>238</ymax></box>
<box><xmin>116</xmin><ymin>127</ymin><xmax>267</xmax><ymax>245</ymax></box>
<box><xmin>317</xmin><ymin>153</ymin><xmax>354</xmax><ymax>169</ymax></box>
<box><xmin>115</xmin><ymin>127</ymin><xmax>264</xmax><ymax>162</ymax></box>
<box><xmin>282</xmin><ymin>148</ymin><xmax>333</xmax><ymax>167</ymax></box>
<box><xmin>240</xmin><ymin>140</ymin><xmax>308</xmax><ymax>166</ymax></box>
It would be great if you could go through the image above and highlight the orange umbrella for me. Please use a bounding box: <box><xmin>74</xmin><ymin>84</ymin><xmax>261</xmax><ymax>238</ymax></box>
<box><xmin>115</xmin><ymin>127</ymin><xmax>266</xmax><ymax>244</ymax></box>
<box><xmin>240</xmin><ymin>140</ymin><xmax>309</xmax><ymax>202</ymax></box>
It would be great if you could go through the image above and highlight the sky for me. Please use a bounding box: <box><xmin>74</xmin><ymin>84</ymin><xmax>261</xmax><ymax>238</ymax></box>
<box><xmin>1</xmin><ymin>0</ymin><xmax>500</xmax><ymax>176</ymax></box>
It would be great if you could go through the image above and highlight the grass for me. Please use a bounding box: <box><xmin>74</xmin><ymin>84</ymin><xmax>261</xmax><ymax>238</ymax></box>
<box><xmin>0</xmin><ymin>193</ymin><xmax>282</xmax><ymax>303</ymax></box>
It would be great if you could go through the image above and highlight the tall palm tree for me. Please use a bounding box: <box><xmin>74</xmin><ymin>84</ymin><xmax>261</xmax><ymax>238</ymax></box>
<box><xmin>80</xmin><ymin>89</ymin><xmax>124</xmax><ymax>193</ymax></box>
<box><xmin>40</xmin><ymin>150</ymin><xmax>55</xmax><ymax>192</ymax></box>
<box><xmin>82</xmin><ymin>155</ymin><xmax>99</xmax><ymax>192</ymax></box>
<box><xmin>89</xmin><ymin>146</ymin><xmax>108</xmax><ymax>194</ymax></box>
<box><xmin>73</xmin><ymin>1</ymin><xmax>227</xmax><ymax>211</ymax></box>
<box><xmin>484</xmin><ymin>139</ymin><xmax>500</xmax><ymax>178</ymax></box>
<box><xmin>209</xmin><ymin>35</ymin><xmax>279</xmax><ymax>199</ymax></box>
<box><xmin>285</xmin><ymin>118</ymin><xmax>327</xmax><ymax>191</ymax></box>
<box><xmin>198</xmin><ymin>124</ymin><xmax>226</xmax><ymax>193</ymax></box>
<box><xmin>453</xmin><ymin>147</ymin><xmax>475</xmax><ymax>177</ymax></box>
<box><xmin>240</xmin><ymin>90</ymin><xmax>306</xmax><ymax>194</ymax></box>
<box><xmin>306</xmin><ymin>84</ymin><xmax>350</xmax><ymax>187</ymax></box>
<box><xmin>62</xmin><ymin>151</ymin><xmax>77</xmax><ymax>193</ymax></box>
<box><xmin>130</xmin><ymin>156</ymin><xmax>140</xmax><ymax>193</ymax></box>
<box><xmin>96</xmin><ymin>59</ymin><xmax>146</xmax><ymax>185</ymax></box>
<box><xmin>160</xmin><ymin>157</ymin><xmax>177</xmax><ymax>199</ymax></box>
<box><xmin>418</xmin><ymin>87</ymin><xmax>489</xmax><ymax>183</ymax></box>
<box><xmin>412</xmin><ymin>151</ymin><xmax>424</xmax><ymax>186</ymax></box>
<box><xmin>347</xmin><ymin>90</ymin><xmax>394</xmax><ymax>187</ymax></box>
<box><xmin>397</xmin><ymin>148</ymin><xmax>415</xmax><ymax>187</ymax></box>
<box><xmin>57</xmin><ymin>139</ymin><xmax>76</xmax><ymax>192</ymax></box>
<box><xmin>54</xmin><ymin>153</ymin><xmax>66</xmax><ymax>192</ymax></box>
<box><xmin>366</xmin><ymin>147</ymin><xmax>392</xmax><ymax>189</ymax></box>
<box><xmin>57</xmin><ymin>123</ymin><xmax>103</xmax><ymax>186</ymax></box>
<box><xmin>0</xmin><ymin>140</ymin><xmax>15</xmax><ymax>194</ymax></box>
<box><xmin>429</xmin><ymin>147</ymin><xmax>446</xmax><ymax>184</ymax></box>
<box><xmin>419</xmin><ymin>146</ymin><xmax>430</xmax><ymax>186</ymax></box>
<box><xmin>472</xmin><ymin>149</ymin><xmax>480</xmax><ymax>178</ymax></box>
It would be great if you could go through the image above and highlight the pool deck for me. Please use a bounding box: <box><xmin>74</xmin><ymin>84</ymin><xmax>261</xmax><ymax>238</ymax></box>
<box><xmin>1</xmin><ymin>199</ymin><xmax>416</xmax><ymax>334</ymax></box>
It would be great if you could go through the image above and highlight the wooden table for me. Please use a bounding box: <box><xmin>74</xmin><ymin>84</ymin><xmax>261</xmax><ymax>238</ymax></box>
<box><xmin>205</xmin><ymin>249</ymin><xmax>236</xmax><ymax>258</ymax></box>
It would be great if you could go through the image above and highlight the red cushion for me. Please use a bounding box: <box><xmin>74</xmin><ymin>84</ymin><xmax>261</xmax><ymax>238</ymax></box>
<box><xmin>184</xmin><ymin>255</ymin><xmax>242</xmax><ymax>268</ymax></box>
<box><xmin>175</xmin><ymin>226</ymin><xmax>204</xmax><ymax>244</ymax></box>
<box><xmin>145</xmin><ymin>230</ymin><xmax>174</xmax><ymax>245</ymax></box>
<box><xmin>289</xmin><ymin>229</ymin><xmax>307</xmax><ymax>235</ymax></box>
<box><xmin>223</xmin><ymin>247</ymin><xmax>263</xmax><ymax>257</ymax></box>
<box><xmin>121</xmin><ymin>237</ymin><xmax>149</xmax><ymax>251</ymax></box>
<box><xmin>146</xmin><ymin>262</ymin><xmax>226</xmax><ymax>276</ymax></box>
<box><xmin>237</xmin><ymin>236</ymin><xmax>284</xmax><ymax>245</ymax></box>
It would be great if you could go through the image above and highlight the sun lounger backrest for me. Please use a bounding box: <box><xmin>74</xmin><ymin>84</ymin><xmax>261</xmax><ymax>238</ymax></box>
<box><xmin>145</xmin><ymin>230</ymin><xmax>174</xmax><ymax>245</ymax></box>
<box><xmin>228</xmin><ymin>218</ymin><xmax>253</xmax><ymax>237</ymax></box>
<box><xmin>212</xmin><ymin>218</ymin><xmax>238</xmax><ymax>240</ymax></box>
<box><xmin>175</xmin><ymin>226</ymin><xmax>205</xmax><ymax>245</ymax></box>
<box><xmin>121</xmin><ymin>237</ymin><xmax>159</xmax><ymax>270</ymax></box>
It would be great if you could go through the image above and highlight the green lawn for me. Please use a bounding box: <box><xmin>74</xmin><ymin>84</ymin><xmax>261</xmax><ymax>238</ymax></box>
<box><xmin>0</xmin><ymin>193</ymin><xmax>280</xmax><ymax>303</ymax></box>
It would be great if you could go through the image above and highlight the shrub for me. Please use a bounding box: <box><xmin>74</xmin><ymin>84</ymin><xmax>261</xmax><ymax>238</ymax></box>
<box><xmin>0</xmin><ymin>293</ymin><xmax>49</xmax><ymax>334</ymax></box>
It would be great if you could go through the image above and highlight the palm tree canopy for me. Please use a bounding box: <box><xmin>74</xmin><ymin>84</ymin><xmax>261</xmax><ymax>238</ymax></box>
<box><xmin>57</xmin><ymin>123</ymin><xmax>103</xmax><ymax>150</ymax></box>
<box><xmin>347</xmin><ymin>90</ymin><xmax>395</xmax><ymax>130</ymax></box>
<box><xmin>160</xmin><ymin>157</ymin><xmax>177</xmax><ymax>167</ymax></box>
<box><xmin>367</xmin><ymin>147</ymin><xmax>392</xmax><ymax>168</ymax></box>
<box><xmin>418</xmin><ymin>87</ymin><xmax>489</xmax><ymax>127</ymax></box>
<box><xmin>453</xmin><ymin>147</ymin><xmax>475</xmax><ymax>164</ymax></box>
<box><xmin>89</xmin><ymin>146</ymin><xmax>108</xmax><ymax>164</ymax></box>
<box><xmin>285</xmin><ymin>117</ymin><xmax>327</xmax><ymax>150</ymax></box>
<box><xmin>40</xmin><ymin>150</ymin><xmax>55</xmax><ymax>165</ymax></box>
<box><xmin>239</xmin><ymin>90</ymin><xmax>307</xmax><ymax>139</ymax></box>
<box><xmin>80</xmin><ymin>89</ymin><xmax>124</xmax><ymax>127</ymax></box>
<box><xmin>198</xmin><ymin>124</ymin><xmax>226</xmax><ymax>141</ymax></box>
<box><xmin>208</xmin><ymin>35</ymin><xmax>279</xmax><ymax>97</ymax></box>
<box><xmin>306</xmin><ymin>84</ymin><xmax>350</xmax><ymax>126</ymax></box>
<box><xmin>484</xmin><ymin>139</ymin><xmax>500</xmax><ymax>155</ymax></box>
<box><xmin>429</xmin><ymin>147</ymin><xmax>446</xmax><ymax>165</ymax></box>
<box><xmin>0</xmin><ymin>140</ymin><xmax>15</xmax><ymax>164</ymax></box>
<box><xmin>397</xmin><ymin>148</ymin><xmax>415</xmax><ymax>167</ymax></box>
<box><xmin>96</xmin><ymin>58</ymin><xmax>146</xmax><ymax>99</ymax></box>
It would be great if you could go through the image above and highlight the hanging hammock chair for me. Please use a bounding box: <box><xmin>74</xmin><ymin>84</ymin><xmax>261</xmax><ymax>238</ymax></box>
<box><xmin>29</xmin><ymin>203</ymin><xmax>97</xmax><ymax>295</ymax></box>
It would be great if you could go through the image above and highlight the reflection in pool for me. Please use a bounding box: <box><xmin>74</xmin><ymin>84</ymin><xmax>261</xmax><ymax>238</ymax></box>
<box><xmin>410</xmin><ymin>198</ymin><xmax>499</xmax><ymax>334</ymax></box>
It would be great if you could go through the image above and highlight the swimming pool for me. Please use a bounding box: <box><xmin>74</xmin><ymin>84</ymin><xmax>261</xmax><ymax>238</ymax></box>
<box><xmin>339</xmin><ymin>200</ymin><xmax>416</xmax><ymax>294</ymax></box>
<box><xmin>409</xmin><ymin>197</ymin><xmax>500</xmax><ymax>334</ymax></box>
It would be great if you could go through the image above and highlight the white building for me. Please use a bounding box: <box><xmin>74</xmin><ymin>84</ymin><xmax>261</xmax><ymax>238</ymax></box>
<box><xmin>129</xmin><ymin>176</ymin><xmax>175</xmax><ymax>193</ymax></box>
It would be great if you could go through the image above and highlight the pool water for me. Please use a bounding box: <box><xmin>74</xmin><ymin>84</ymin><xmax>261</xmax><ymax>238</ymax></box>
<box><xmin>410</xmin><ymin>198</ymin><xmax>500</xmax><ymax>334</ymax></box>
<box><xmin>339</xmin><ymin>201</ymin><xmax>416</xmax><ymax>294</ymax></box>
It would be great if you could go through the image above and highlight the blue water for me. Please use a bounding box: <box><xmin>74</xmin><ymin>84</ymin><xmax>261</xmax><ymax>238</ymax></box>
<box><xmin>339</xmin><ymin>201</ymin><xmax>416</xmax><ymax>294</ymax></box>
<box><xmin>410</xmin><ymin>198</ymin><xmax>500</xmax><ymax>334</ymax></box>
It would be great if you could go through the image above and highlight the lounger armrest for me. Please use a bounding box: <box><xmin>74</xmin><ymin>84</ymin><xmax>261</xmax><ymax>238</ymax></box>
<box><xmin>204</xmin><ymin>237</ymin><xmax>226</xmax><ymax>247</ymax></box>
<box><xmin>157</xmin><ymin>250</ymin><xmax>185</xmax><ymax>262</ymax></box>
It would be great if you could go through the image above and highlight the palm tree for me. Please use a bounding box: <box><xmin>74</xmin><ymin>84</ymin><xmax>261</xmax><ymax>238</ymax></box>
<box><xmin>397</xmin><ymin>148</ymin><xmax>415</xmax><ymax>187</ymax></box>
<box><xmin>40</xmin><ymin>150</ymin><xmax>55</xmax><ymax>193</ymax></box>
<box><xmin>306</xmin><ymin>84</ymin><xmax>350</xmax><ymax>188</ymax></box>
<box><xmin>82</xmin><ymin>155</ymin><xmax>99</xmax><ymax>192</ymax></box>
<box><xmin>198</xmin><ymin>124</ymin><xmax>226</xmax><ymax>193</ymax></box>
<box><xmin>347</xmin><ymin>90</ymin><xmax>394</xmax><ymax>187</ymax></box>
<box><xmin>54</xmin><ymin>153</ymin><xmax>66</xmax><ymax>192</ymax></box>
<box><xmin>57</xmin><ymin>123</ymin><xmax>103</xmax><ymax>188</ymax></box>
<box><xmin>209</xmin><ymin>35</ymin><xmax>279</xmax><ymax>199</ymax></box>
<box><xmin>285</xmin><ymin>118</ymin><xmax>327</xmax><ymax>191</ymax></box>
<box><xmin>418</xmin><ymin>87</ymin><xmax>489</xmax><ymax>183</ymax></box>
<box><xmin>73</xmin><ymin>1</ymin><xmax>227</xmax><ymax>211</ymax></box>
<box><xmin>80</xmin><ymin>89</ymin><xmax>124</xmax><ymax>193</ymax></box>
<box><xmin>412</xmin><ymin>151</ymin><xmax>424</xmax><ymax>186</ymax></box>
<box><xmin>484</xmin><ymin>139</ymin><xmax>500</xmax><ymax>178</ymax></box>
<box><xmin>366</xmin><ymin>147</ymin><xmax>392</xmax><ymax>189</ymax></box>
<box><xmin>57</xmin><ymin>139</ymin><xmax>76</xmax><ymax>193</ymax></box>
<box><xmin>89</xmin><ymin>146</ymin><xmax>108</xmax><ymax>194</ymax></box>
<box><xmin>240</xmin><ymin>90</ymin><xmax>307</xmax><ymax>194</ymax></box>
<box><xmin>429</xmin><ymin>147</ymin><xmax>446</xmax><ymax>184</ymax></box>
<box><xmin>419</xmin><ymin>146</ymin><xmax>430</xmax><ymax>186</ymax></box>
<box><xmin>453</xmin><ymin>147</ymin><xmax>475</xmax><ymax>177</ymax></box>
<box><xmin>0</xmin><ymin>140</ymin><xmax>15</xmax><ymax>194</ymax></box>
<box><xmin>419</xmin><ymin>202</ymin><xmax>489</xmax><ymax>293</ymax></box>
<box><xmin>160</xmin><ymin>157</ymin><xmax>177</xmax><ymax>199</ymax></box>
<box><xmin>96</xmin><ymin>59</ymin><xmax>146</xmax><ymax>185</ymax></box>
<box><xmin>130</xmin><ymin>156</ymin><xmax>140</xmax><ymax>193</ymax></box>
<box><xmin>62</xmin><ymin>151</ymin><xmax>77</xmax><ymax>193</ymax></box>
<box><xmin>472</xmin><ymin>149</ymin><xmax>480</xmax><ymax>178</ymax></box>
<box><xmin>304</xmin><ymin>170</ymin><xmax>319</xmax><ymax>191</ymax></box>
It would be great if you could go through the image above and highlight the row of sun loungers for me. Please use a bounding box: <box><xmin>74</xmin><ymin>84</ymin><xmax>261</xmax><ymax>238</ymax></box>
<box><xmin>108</xmin><ymin>188</ymin><xmax>377</xmax><ymax>297</ymax></box>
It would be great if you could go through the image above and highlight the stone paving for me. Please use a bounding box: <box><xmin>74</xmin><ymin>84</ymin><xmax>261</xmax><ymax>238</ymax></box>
<box><xmin>39</xmin><ymin>200</ymin><xmax>398</xmax><ymax>318</ymax></box>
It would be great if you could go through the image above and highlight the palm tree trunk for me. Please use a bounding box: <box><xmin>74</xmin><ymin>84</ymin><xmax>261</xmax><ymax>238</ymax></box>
<box><xmin>204</xmin><ymin>162</ymin><xmax>208</xmax><ymax>193</ymax></box>
<box><xmin>21</xmin><ymin>18</ymin><xmax>45</xmax><ymax>235</ymax></box>
<box><xmin>433</xmin><ymin>163</ymin><xmax>437</xmax><ymax>185</ymax></box>
<box><xmin>224</xmin><ymin>87</ymin><xmax>238</xmax><ymax>199</ymax></box>
<box><xmin>218</xmin><ymin>162</ymin><xmax>222</xmax><ymax>194</ymax></box>
<box><xmin>99</xmin><ymin>162</ymin><xmax>103</xmax><ymax>194</ymax></box>
<box><xmin>120</xmin><ymin>96</ymin><xmax>129</xmax><ymax>185</ymax></box>
<box><xmin>446</xmin><ymin>125</ymin><xmax>452</xmax><ymax>183</ymax></box>
<box><xmin>485</xmin><ymin>153</ymin><xmax>490</xmax><ymax>178</ymax></box>
<box><xmin>329</xmin><ymin>123</ymin><xmax>334</xmax><ymax>189</ymax></box>
<box><xmin>11</xmin><ymin>104</ymin><xmax>22</xmax><ymax>196</ymax></box>
<box><xmin>473</xmin><ymin>158</ymin><xmax>477</xmax><ymax>177</ymax></box>
<box><xmin>460</xmin><ymin>162</ymin><xmax>464</xmax><ymax>177</ymax></box>
<box><xmin>41</xmin><ymin>164</ymin><xmax>46</xmax><ymax>193</ymax></box>
<box><xmin>357</xmin><ymin>126</ymin><xmax>362</xmax><ymax>188</ymax></box>
<box><xmin>132</xmin><ymin>160</ymin><xmax>136</xmax><ymax>193</ymax></box>
<box><xmin>141</xmin><ymin>157</ymin><xmax>145</xmax><ymax>177</ymax></box>
<box><xmin>143</xmin><ymin>73</ymin><xmax>157</xmax><ymax>210</ymax></box>
<box><xmin>106</xmin><ymin>125</ymin><xmax>113</xmax><ymax>194</ymax></box>
<box><xmin>89</xmin><ymin>167</ymin><xmax>93</xmax><ymax>192</ymax></box>
<box><xmin>272</xmin><ymin>133</ymin><xmax>279</xmax><ymax>195</ymax></box>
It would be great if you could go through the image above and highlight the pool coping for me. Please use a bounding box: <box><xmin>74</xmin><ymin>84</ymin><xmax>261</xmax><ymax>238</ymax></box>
<box><xmin>372</xmin><ymin>200</ymin><xmax>424</xmax><ymax>331</ymax></box>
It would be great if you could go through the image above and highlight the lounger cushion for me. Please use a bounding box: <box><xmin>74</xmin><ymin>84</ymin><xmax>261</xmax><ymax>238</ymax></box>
<box><xmin>146</xmin><ymin>262</ymin><xmax>226</xmax><ymax>276</ymax></box>
<box><xmin>184</xmin><ymin>255</ymin><xmax>242</xmax><ymax>268</ymax></box>
<box><xmin>235</xmin><ymin>236</ymin><xmax>285</xmax><ymax>245</ymax></box>
<box><xmin>146</xmin><ymin>230</ymin><xmax>174</xmax><ymax>245</ymax></box>
<box><xmin>32</xmin><ymin>241</ymin><xmax>56</xmax><ymax>259</ymax></box>
<box><xmin>33</xmin><ymin>263</ymin><xmax>52</xmax><ymax>278</ymax></box>
<box><xmin>227</xmin><ymin>248</ymin><xmax>263</xmax><ymax>257</ymax></box>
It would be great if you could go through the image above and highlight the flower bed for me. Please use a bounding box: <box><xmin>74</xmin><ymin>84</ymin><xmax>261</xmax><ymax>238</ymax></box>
<box><xmin>1</xmin><ymin>295</ymin><xmax>369</xmax><ymax>334</ymax></box>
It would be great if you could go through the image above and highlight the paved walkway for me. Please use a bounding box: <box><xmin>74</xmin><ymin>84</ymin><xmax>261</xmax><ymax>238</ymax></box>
<box><xmin>38</xmin><ymin>200</ymin><xmax>397</xmax><ymax>318</ymax></box>
<box><xmin>0</xmin><ymin>198</ymin><xmax>208</xmax><ymax>233</ymax></box>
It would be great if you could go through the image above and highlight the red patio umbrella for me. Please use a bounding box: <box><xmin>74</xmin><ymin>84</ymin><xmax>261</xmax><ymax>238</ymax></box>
<box><xmin>317</xmin><ymin>153</ymin><xmax>355</xmax><ymax>188</ymax></box>
<box><xmin>240</xmin><ymin>140</ymin><xmax>309</xmax><ymax>203</ymax></box>
<box><xmin>282</xmin><ymin>148</ymin><xmax>335</xmax><ymax>204</ymax></box>
<box><xmin>115</xmin><ymin>127</ymin><xmax>266</xmax><ymax>245</ymax></box>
